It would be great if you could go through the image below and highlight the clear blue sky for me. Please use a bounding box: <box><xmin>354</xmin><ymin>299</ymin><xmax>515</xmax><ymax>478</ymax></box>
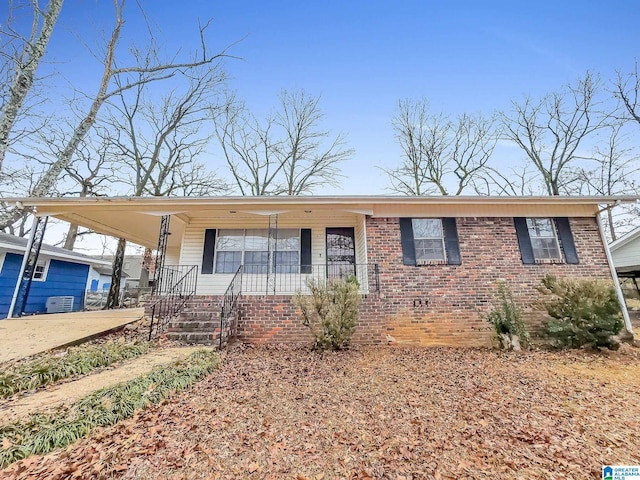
<box><xmin>14</xmin><ymin>0</ymin><xmax>640</xmax><ymax>194</ymax></box>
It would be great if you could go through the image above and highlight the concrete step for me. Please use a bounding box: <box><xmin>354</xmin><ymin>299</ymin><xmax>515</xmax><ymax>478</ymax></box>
<box><xmin>168</xmin><ymin>320</ymin><xmax>219</xmax><ymax>331</ymax></box>
<box><xmin>165</xmin><ymin>331</ymin><xmax>219</xmax><ymax>345</ymax></box>
<box><xmin>179</xmin><ymin>310</ymin><xmax>220</xmax><ymax>319</ymax></box>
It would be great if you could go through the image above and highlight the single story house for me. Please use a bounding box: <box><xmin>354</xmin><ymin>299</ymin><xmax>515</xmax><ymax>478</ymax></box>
<box><xmin>95</xmin><ymin>255</ymin><xmax>144</xmax><ymax>289</ymax></box>
<box><xmin>87</xmin><ymin>264</ymin><xmax>129</xmax><ymax>292</ymax></box>
<box><xmin>6</xmin><ymin>195</ymin><xmax>636</xmax><ymax>345</ymax></box>
<box><xmin>0</xmin><ymin>232</ymin><xmax>113</xmax><ymax>318</ymax></box>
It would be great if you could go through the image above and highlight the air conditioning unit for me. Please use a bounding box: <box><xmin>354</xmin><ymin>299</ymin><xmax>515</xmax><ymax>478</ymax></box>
<box><xmin>46</xmin><ymin>296</ymin><xmax>74</xmax><ymax>313</ymax></box>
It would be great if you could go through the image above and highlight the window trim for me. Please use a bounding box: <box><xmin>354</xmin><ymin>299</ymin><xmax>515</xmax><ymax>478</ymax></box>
<box><xmin>411</xmin><ymin>218</ymin><xmax>447</xmax><ymax>264</ymax></box>
<box><xmin>399</xmin><ymin>217</ymin><xmax>461</xmax><ymax>266</ymax></box>
<box><xmin>32</xmin><ymin>258</ymin><xmax>50</xmax><ymax>282</ymax></box>
<box><xmin>514</xmin><ymin>217</ymin><xmax>579</xmax><ymax>265</ymax></box>
<box><xmin>213</xmin><ymin>228</ymin><xmax>302</xmax><ymax>274</ymax></box>
<box><xmin>0</xmin><ymin>252</ymin><xmax>5</xmax><ymax>274</ymax></box>
<box><xmin>526</xmin><ymin>217</ymin><xmax>562</xmax><ymax>262</ymax></box>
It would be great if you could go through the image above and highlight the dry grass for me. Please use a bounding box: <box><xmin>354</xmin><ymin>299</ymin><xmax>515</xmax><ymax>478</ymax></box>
<box><xmin>2</xmin><ymin>345</ymin><xmax>640</xmax><ymax>480</ymax></box>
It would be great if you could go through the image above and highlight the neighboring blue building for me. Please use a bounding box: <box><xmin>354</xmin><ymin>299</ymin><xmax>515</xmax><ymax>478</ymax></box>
<box><xmin>0</xmin><ymin>233</ymin><xmax>113</xmax><ymax>319</ymax></box>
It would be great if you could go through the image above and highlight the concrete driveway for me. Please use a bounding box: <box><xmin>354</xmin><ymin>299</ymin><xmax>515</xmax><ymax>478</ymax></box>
<box><xmin>0</xmin><ymin>308</ymin><xmax>145</xmax><ymax>363</ymax></box>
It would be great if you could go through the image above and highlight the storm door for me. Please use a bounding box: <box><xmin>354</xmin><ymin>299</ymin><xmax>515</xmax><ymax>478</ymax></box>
<box><xmin>325</xmin><ymin>227</ymin><xmax>356</xmax><ymax>279</ymax></box>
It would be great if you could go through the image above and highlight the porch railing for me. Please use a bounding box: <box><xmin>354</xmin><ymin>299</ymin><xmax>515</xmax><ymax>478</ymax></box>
<box><xmin>240</xmin><ymin>263</ymin><xmax>379</xmax><ymax>294</ymax></box>
<box><xmin>148</xmin><ymin>264</ymin><xmax>198</xmax><ymax>340</ymax></box>
<box><xmin>220</xmin><ymin>265</ymin><xmax>242</xmax><ymax>349</ymax></box>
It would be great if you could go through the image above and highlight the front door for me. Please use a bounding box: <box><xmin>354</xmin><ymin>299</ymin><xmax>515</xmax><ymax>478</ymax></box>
<box><xmin>325</xmin><ymin>227</ymin><xmax>356</xmax><ymax>279</ymax></box>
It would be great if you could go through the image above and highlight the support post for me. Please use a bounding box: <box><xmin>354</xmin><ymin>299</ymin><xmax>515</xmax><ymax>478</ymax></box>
<box><xmin>596</xmin><ymin>213</ymin><xmax>634</xmax><ymax>335</ymax></box>
<box><xmin>266</xmin><ymin>214</ymin><xmax>278</xmax><ymax>295</ymax></box>
<box><xmin>8</xmin><ymin>215</ymin><xmax>48</xmax><ymax>318</ymax></box>
<box><xmin>152</xmin><ymin>215</ymin><xmax>171</xmax><ymax>295</ymax></box>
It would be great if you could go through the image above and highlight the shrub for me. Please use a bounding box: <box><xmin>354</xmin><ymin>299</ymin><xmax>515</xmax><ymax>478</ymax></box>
<box><xmin>536</xmin><ymin>275</ymin><xmax>623</xmax><ymax>349</ymax></box>
<box><xmin>486</xmin><ymin>282</ymin><xmax>529</xmax><ymax>350</ymax></box>
<box><xmin>294</xmin><ymin>276</ymin><xmax>361</xmax><ymax>351</ymax></box>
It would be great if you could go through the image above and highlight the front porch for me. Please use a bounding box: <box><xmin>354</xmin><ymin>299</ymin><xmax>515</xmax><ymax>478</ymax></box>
<box><xmin>147</xmin><ymin>262</ymin><xmax>380</xmax><ymax>346</ymax></box>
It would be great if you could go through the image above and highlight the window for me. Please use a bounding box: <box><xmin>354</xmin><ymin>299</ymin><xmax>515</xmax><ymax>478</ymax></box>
<box><xmin>215</xmin><ymin>229</ymin><xmax>300</xmax><ymax>274</ymax></box>
<box><xmin>526</xmin><ymin>218</ymin><xmax>561</xmax><ymax>260</ymax></box>
<box><xmin>399</xmin><ymin>218</ymin><xmax>461</xmax><ymax>266</ymax></box>
<box><xmin>32</xmin><ymin>259</ymin><xmax>49</xmax><ymax>281</ymax></box>
<box><xmin>514</xmin><ymin>217</ymin><xmax>579</xmax><ymax>265</ymax></box>
<box><xmin>412</xmin><ymin>218</ymin><xmax>446</xmax><ymax>263</ymax></box>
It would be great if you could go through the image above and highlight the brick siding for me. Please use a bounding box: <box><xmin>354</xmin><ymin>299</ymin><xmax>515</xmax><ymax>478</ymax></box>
<box><xmin>170</xmin><ymin>216</ymin><xmax>612</xmax><ymax>347</ymax></box>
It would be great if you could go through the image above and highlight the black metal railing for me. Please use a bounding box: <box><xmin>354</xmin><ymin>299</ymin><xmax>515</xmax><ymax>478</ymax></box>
<box><xmin>240</xmin><ymin>263</ymin><xmax>379</xmax><ymax>294</ymax></box>
<box><xmin>220</xmin><ymin>265</ymin><xmax>243</xmax><ymax>349</ymax></box>
<box><xmin>148</xmin><ymin>264</ymin><xmax>198</xmax><ymax>340</ymax></box>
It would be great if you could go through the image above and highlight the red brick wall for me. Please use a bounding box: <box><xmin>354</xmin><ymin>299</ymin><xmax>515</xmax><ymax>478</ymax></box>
<box><xmin>177</xmin><ymin>216</ymin><xmax>612</xmax><ymax>347</ymax></box>
<box><xmin>360</xmin><ymin>216</ymin><xmax>611</xmax><ymax>347</ymax></box>
<box><xmin>236</xmin><ymin>295</ymin><xmax>312</xmax><ymax>344</ymax></box>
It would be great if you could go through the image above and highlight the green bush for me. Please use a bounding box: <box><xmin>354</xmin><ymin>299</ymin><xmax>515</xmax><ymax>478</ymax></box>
<box><xmin>486</xmin><ymin>282</ymin><xmax>529</xmax><ymax>349</ymax></box>
<box><xmin>537</xmin><ymin>275</ymin><xmax>623</xmax><ymax>349</ymax></box>
<box><xmin>294</xmin><ymin>276</ymin><xmax>361</xmax><ymax>351</ymax></box>
<box><xmin>0</xmin><ymin>340</ymin><xmax>150</xmax><ymax>399</ymax></box>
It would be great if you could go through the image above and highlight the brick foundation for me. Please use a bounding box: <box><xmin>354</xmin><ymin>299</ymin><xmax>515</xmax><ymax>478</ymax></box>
<box><xmin>165</xmin><ymin>216</ymin><xmax>612</xmax><ymax>347</ymax></box>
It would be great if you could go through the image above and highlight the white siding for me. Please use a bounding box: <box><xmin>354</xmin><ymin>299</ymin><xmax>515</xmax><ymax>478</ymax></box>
<box><xmin>180</xmin><ymin>212</ymin><xmax>365</xmax><ymax>295</ymax></box>
<box><xmin>165</xmin><ymin>248</ymin><xmax>180</xmax><ymax>266</ymax></box>
<box><xmin>612</xmin><ymin>240</ymin><xmax>640</xmax><ymax>269</ymax></box>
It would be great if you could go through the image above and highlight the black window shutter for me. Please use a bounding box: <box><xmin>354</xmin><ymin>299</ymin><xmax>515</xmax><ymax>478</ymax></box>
<box><xmin>300</xmin><ymin>228</ymin><xmax>312</xmax><ymax>273</ymax></box>
<box><xmin>201</xmin><ymin>229</ymin><xmax>216</xmax><ymax>274</ymax></box>
<box><xmin>442</xmin><ymin>218</ymin><xmax>461</xmax><ymax>265</ymax></box>
<box><xmin>399</xmin><ymin>218</ymin><xmax>416</xmax><ymax>266</ymax></box>
<box><xmin>555</xmin><ymin>217</ymin><xmax>579</xmax><ymax>264</ymax></box>
<box><xmin>514</xmin><ymin>218</ymin><xmax>535</xmax><ymax>264</ymax></box>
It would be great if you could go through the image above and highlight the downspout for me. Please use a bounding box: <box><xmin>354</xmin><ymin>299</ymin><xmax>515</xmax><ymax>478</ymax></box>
<box><xmin>596</xmin><ymin>208</ymin><xmax>634</xmax><ymax>336</ymax></box>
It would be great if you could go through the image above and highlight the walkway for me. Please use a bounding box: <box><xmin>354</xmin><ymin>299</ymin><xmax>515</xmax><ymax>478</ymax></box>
<box><xmin>0</xmin><ymin>308</ymin><xmax>145</xmax><ymax>363</ymax></box>
<box><xmin>0</xmin><ymin>347</ymin><xmax>203</xmax><ymax>424</ymax></box>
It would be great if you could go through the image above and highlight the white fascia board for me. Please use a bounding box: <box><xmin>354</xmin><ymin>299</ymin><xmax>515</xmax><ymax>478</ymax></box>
<box><xmin>609</xmin><ymin>226</ymin><xmax>640</xmax><ymax>251</ymax></box>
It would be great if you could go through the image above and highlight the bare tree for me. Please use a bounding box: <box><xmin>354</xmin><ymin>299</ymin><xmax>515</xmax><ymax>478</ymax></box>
<box><xmin>277</xmin><ymin>90</ymin><xmax>352</xmax><ymax>195</ymax></box>
<box><xmin>499</xmin><ymin>72</ymin><xmax>609</xmax><ymax>196</ymax></box>
<box><xmin>615</xmin><ymin>61</ymin><xmax>640</xmax><ymax>125</ymax></box>
<box><xmin>214</xmin><ymin>89</ymin><xmax>352</xmax><ymax>196</ymax></box>
<box><xmin>0</xmin><ymin>162</ymin><xmax>44</xmax><ymax>236</ymax></box>
<box><xmin>108</xmin><ymin>65</ymin><xmax>228</xmax><ymax>197</ymax></box>
<box><xmin>60</xmin><ymin>128</ymin><xmax>118</xmax><ymax>249</ymax></box>
<box><xmin>0</xmin><ymin>0</ymin><xmax>63</xmax><ymax>172</ymax></box>
<box><xmin>383</xmin><ymin>98</ymin><xmax>497</xmax><ymax>195</ymax></box>
<box><xmin>214</xmin><ymin>98</ymin><xmax>281</xmax><ymax>195</ymax></box>
<box><xmin>102</xmin><ymin>61</ymin><xmax>228</xmax><ymax>306</ymax></box>
<box><xmin>472</xmin><ymin>164</ymin><xmax>541</xmax><ymax>196</ymax></box>
<box><xmin>0</xmin><ymin>0</ymin><xmax>233</xmax><ymax>230</ymax></box>
<box><xmin>570</xmin><ymin>123</ymin><xmax>640</xmax><ymax>240</ymax></box>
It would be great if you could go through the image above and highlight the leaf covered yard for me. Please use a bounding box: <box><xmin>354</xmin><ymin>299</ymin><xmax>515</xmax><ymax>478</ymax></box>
<box><xmin>3</xmin><ymin>345</ymin><xmax>640</xmax><ymax>479</ymax></box>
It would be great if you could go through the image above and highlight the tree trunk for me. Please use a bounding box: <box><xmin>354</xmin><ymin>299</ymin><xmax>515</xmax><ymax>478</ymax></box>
<box><xmin>0</xmin><ymin>0</ymin><xmax>64</xmax><ymax>172</ymax></box>
<box><xmin>607</xmin><ymin>208</ymin><xmax>617</xmax><ymax>241</ymax></box>
<box><xmin>105</xmin><ymin>237</ymin><xmax>126</xmax><ymax>309</ymax></box>
<box><xmin>63</xmin><ymin>222</ymin><xmax>79</xmax><ymax>250</ymax></box>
